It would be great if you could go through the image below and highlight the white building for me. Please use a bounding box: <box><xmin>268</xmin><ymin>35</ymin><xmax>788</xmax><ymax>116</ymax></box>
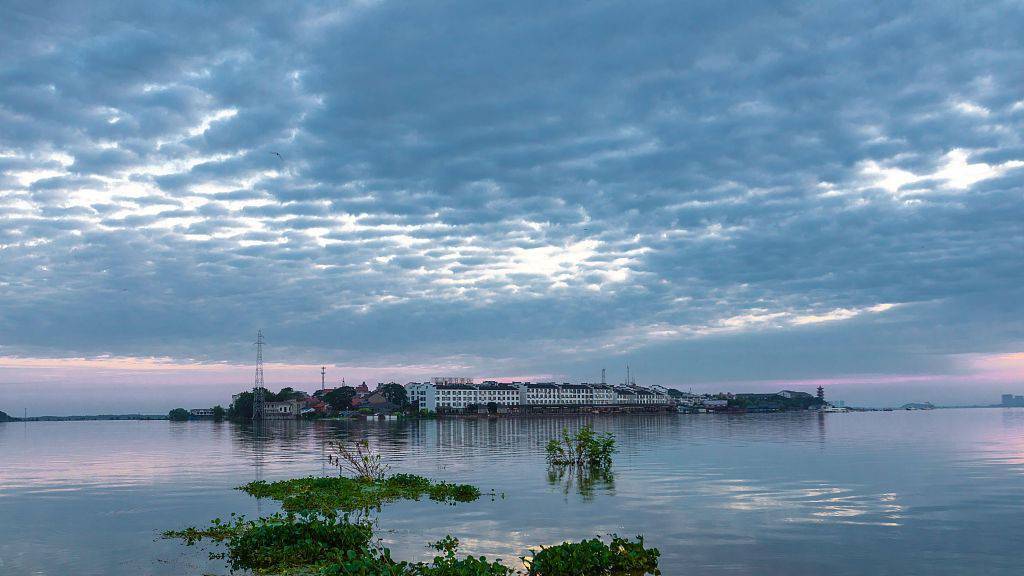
<box><xmin>476</xmin><ymin>382</ymin><xmax>521</xmax><ymax>406</ymax></box>
<box><xmin>406</xmin><ymin>380</ymin><xmax>670</xmax><ymax>412</ymax></box>
<box><xmin>406</xmin><ymin>381</ymin><xmax>435</xmax><ymax>410</ymax></box>
<box><xmin>264</xmin><ymin>400</ymin><xmax>300</xmax><ymax>420</ymax></box>
<box><xmin>521</xmin><ymin>382</ymin><xmax>560</xmax><ymax>405</ymax></box>
<box><xmin>588</xmin><ymin>384</ymin><xmax>617</xmax><ymax>404</ymax></box>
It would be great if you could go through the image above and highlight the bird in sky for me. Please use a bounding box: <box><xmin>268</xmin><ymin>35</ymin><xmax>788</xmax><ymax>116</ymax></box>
<box><xmin>270</xmin><ymin>151</ymin><xmax>283</xmax><ymax>161</ymax></box>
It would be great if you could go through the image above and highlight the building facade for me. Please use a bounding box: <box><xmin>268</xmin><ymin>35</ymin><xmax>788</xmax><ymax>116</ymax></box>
<box><xmin>405</xmin><ymin>380</ymin><xmax>671</xmax><ymax>412</ymax></box>
<box><xmin>263</xmin><ymin>400</ymin><xmax>300</xmax><ymax>420</ymax></box>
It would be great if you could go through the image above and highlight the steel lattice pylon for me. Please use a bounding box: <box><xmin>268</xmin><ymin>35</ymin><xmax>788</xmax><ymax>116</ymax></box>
<box><xmin>252</xmin><ymin>330</ymin><xmax>267</xmax><ymax>420</ymax></box>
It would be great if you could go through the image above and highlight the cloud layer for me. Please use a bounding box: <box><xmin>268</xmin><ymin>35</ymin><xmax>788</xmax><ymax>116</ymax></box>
<box><xmin>1</xmin><ymin>1</ymin><xmax>1022</xmax><ymax>402</ymax></box>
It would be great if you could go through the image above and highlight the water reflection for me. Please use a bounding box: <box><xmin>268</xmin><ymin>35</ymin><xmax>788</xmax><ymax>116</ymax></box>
<box><xmin>2</xmin><ymin>409</ymin><xmax>1024</xmax><ymax>576</ymax></box>
<box><xmin>547</xmin><ymin>465</ymin><xmax>615</xmax><ymax>501</ymax></box>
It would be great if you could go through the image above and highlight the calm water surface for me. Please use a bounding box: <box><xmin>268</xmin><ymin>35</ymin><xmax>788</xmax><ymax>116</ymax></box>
<box><xmin>2</xmin><ymin>409</ymin><xmax>1024</xmax><ymax>575</ymax></box>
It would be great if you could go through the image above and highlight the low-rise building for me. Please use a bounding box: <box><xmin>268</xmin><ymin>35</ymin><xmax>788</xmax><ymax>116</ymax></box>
<box><xmin>405</xmin><ymin>380</ymin><xmax>670</xmax><ymax>412</ymax></box>
<box><xmin>264</xmin><ymin>400</ymin><xmax>300</xmax><ymax>420</ymax></box>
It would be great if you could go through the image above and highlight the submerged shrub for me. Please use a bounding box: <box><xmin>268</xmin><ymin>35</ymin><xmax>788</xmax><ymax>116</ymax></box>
<box><xmin>545</xmin><ymin>426</ymin><xmax>616</xmax><ymax>468</ymax></box>
<box><xmin>524</xmin><ymin>534</ymin><xmax>660</xmax><ymax>576</ymax></box>
<box><xmin>329</xmin><ymin>439</ymin><xmax>391</xmax><ymax>481</ymax></box>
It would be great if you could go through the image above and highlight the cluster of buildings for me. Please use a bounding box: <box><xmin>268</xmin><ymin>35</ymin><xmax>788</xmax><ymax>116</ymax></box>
<box><xmin>313</xmin><ymin>381</ymin><xmax>403</xmax><ymax>413</ymax></box>
<box><xmin>215</xmin><ymin>381</ymin><xmax>401</xmax><ymax>420</ymax></box>
<box><xmin>672</xmin><ymin>389</ymin><xmax>829</xmax><ymax>412</ymax></box>
<box><xmin>405</xmin><ymin>378</ymin><xmax>672</xmax><ymax>413</ymax></box>
<box><xmin>204</xmin><ymin>370</ymin><xmax>839</xmax><ymax>419</ymax></box>
<box><xmin>1000</xmin><ymin>394</ymin><xmax>1024</xmax><ymax>407</ymax></box>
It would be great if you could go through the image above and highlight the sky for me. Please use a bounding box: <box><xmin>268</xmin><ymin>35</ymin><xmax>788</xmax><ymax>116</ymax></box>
<box><xmin>1</xmin><ymin>1</ymin><xmax>1022</xmax><ymax>414</ymax></box>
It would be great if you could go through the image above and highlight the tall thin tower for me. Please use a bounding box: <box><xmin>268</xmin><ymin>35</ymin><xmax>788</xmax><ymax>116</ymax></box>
<box><xmin>252</xmin><ymin>330</ymin><xmax>266</xmax><ymax>420</ymax></box>
<box><xmin>321</xmin><ymin>366</ymin><xmax>326</xmax><ymax>391</ymax></box>
<box><xmin>601</xmin><ymin>368</ymin><xmax>606</xmax><ymax>385</ymax></box>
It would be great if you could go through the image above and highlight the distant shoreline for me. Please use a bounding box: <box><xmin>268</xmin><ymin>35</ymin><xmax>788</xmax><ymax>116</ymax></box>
<box><xmin>3</xmin><ymin>404</ymin><xmax>1020</xmax><ymax>423</ymax></box>
<box><xmin>2</xmin><ymin>414</ymin><xmax>168</xmax><ymax>422</ymax></box>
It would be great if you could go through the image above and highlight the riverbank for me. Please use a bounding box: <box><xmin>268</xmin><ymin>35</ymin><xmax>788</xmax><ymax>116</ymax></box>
<box><xmin>3</xmin><ymin>413</ymin><xmax>168</xmax><ymax>422</ymax></box>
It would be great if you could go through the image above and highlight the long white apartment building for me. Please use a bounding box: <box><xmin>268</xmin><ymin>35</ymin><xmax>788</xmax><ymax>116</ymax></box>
<box><xmin>406</xmin><ymin>378</ymin><xmax>671</xmax><ymax>411</ymax></box>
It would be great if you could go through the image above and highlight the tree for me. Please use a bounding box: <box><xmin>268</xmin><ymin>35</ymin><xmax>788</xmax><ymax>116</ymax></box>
<box><xmin>168</xmin><ymin>408</ymin><xmax>190</xmax><ymax>421</ymax></box>
<box><xmin>324</xmin><ymin>386</ymin><xmax>357</xmax><ymax>412</ymax></box>
<box><xmin>486</xmin><ymin>401</ymin><xmax>499</xmax><ymax>414</ymax></box>
<box><xmin>229</xmin><ymin>391</ymin><xmax>254</xmax><ymax>420</ymax></box>
<box><xmin>378</xmin><ymin>382</ymin><xmax>408</xmax><ymax>407</ymax></box>
<box><xmin>0</xmin><ymin>410</ymin><xmax>17</xmax><ymax>422</ymax></box>
<box><xmin>212</xmin><ymin>405</ymin><xmax>226</xmax><ymax>421</ymax></box>
<box><xmin>275</xmin><ymin>387</ymin><xmax>300</xmax><ymax>401</ymax></box>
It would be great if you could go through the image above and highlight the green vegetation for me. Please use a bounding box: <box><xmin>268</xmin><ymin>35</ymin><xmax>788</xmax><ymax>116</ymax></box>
<box><xmin>168</xmin><ymin>511</ymin><xmax>660</xmax><ymax>575</ymax></box>
<box><xmin>275</xmin><ymin>387</ymin><xmax>302</xmax><ymax>401</ymax></box>
<box><xmin>168</xmin><ymin>408</ymin><xmax>190</xmax><ymax>421</ymax></box>
<box><xmin>545</xmin><ymin>425</ymin><xmax>616</xmax><ymax>468</ymax></box>
<box><xmin>164</xmin><ymin>473</ymin><xmax>501</xmax><ymax>575</ymax></box>
<box><xmin>227</xmin><ymin>391</ymin><xmax>253</xmax><ymax>419</ymax></box>
<box><xmin>324</xmin><ymin>386</ymin><xmax>357</xmax><ymax>411</ymax></box>
<box><xmin>0</xmin><ymin>410</ymin><xmax>17</xmax><ymax>422</ymax></box>
<box><xmin>318</xmin><ymin>535</ymin><xmax>516</xmax><ymax>576</ymax></box>
<box><xmin>240</xmin><ymin>473</ymin><xmax>482</xmax><ymax>516</ymax></box>
<box><xmin>211</xmin><ymin>405</ymin><xmax>226</xmax><ymax>421</ymax></box>
<box><xmin>168</xmin><ymin>516</ymin><xmax>515</xmax><ymax>575</ymax></box>
<box><xmin>378</xmin><ymin>382</ymin><xmax>409</xmax><ymax>407</ymax></box>
<box><xmin>523</xmin><ymin>535</ymin><xmax>660</xmax><ymax>576</ymax></box>
<box><xmin>165</xmin><ymin>436</ymin><xmax>658</xmax><ymax>575</ymax></box>
<box><xmin>166</xmin><ymin>513</ymin><xmax>374</xmax><ymax>573</ymax></box>
<box><xmin>228</xmin><ymin>387</ymin><xmax>306</xmax><ymax>420</ymax></box>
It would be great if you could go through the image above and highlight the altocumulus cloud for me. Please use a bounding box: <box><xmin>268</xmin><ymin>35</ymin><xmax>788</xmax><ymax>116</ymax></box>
<box><xmin>1</xmin><ymin>0</ymin><xmax>1022</xmax><ymax>400</ymax></box>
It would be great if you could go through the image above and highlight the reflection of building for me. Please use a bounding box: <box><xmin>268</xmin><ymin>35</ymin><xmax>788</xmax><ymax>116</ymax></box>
<box><xmin>1001</xmin><ymin>394</ymin><xmax>1024</xmax><ymax>407</ymax></box>
<box><xmin>406</xmin><ymin>380</ymin><xmax>670</xmax><ymax>412</ymax></box>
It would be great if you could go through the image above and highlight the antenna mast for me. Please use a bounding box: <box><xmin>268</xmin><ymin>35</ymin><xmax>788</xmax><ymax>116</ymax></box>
<box><xmin>321</xmin><ymin>366</ymin><xmax>326</xmax><ymax>391</ymax></box>
<box><xmin>601</xmin><ymin>368</ymin><xmax>606</xmax><ymax>385</ymax></box>
<box><xmin>252</xmin><ymin>330</ymin><xmax>266</xmax><ymax>420</ymax></box>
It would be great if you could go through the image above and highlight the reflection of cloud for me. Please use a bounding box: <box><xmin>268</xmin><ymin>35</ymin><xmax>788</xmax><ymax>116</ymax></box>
<box><xmin>699</xmin><ymin>480</ymin><xmax>904</xmax><ymax>527</ymax></box>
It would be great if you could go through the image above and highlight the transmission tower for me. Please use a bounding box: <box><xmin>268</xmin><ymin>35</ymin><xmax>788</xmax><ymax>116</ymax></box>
<box><xmin>252</xmin><ymin>330</ymin><xmax>267</xmax><ymax>420</ymax></box>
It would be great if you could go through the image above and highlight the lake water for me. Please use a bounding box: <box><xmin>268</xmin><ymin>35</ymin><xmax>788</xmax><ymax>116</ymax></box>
<box><xmin>2</xmin><ymin>409</ymin><xmax>1024</xmax><ymax>575</ymax></box>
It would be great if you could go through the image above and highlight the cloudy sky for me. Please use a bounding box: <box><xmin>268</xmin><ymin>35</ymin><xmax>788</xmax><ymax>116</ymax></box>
<box><xmin>1</xmin><ymin>1</ymin><xmax>1022</xmax><ymax>413</ymax></box>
